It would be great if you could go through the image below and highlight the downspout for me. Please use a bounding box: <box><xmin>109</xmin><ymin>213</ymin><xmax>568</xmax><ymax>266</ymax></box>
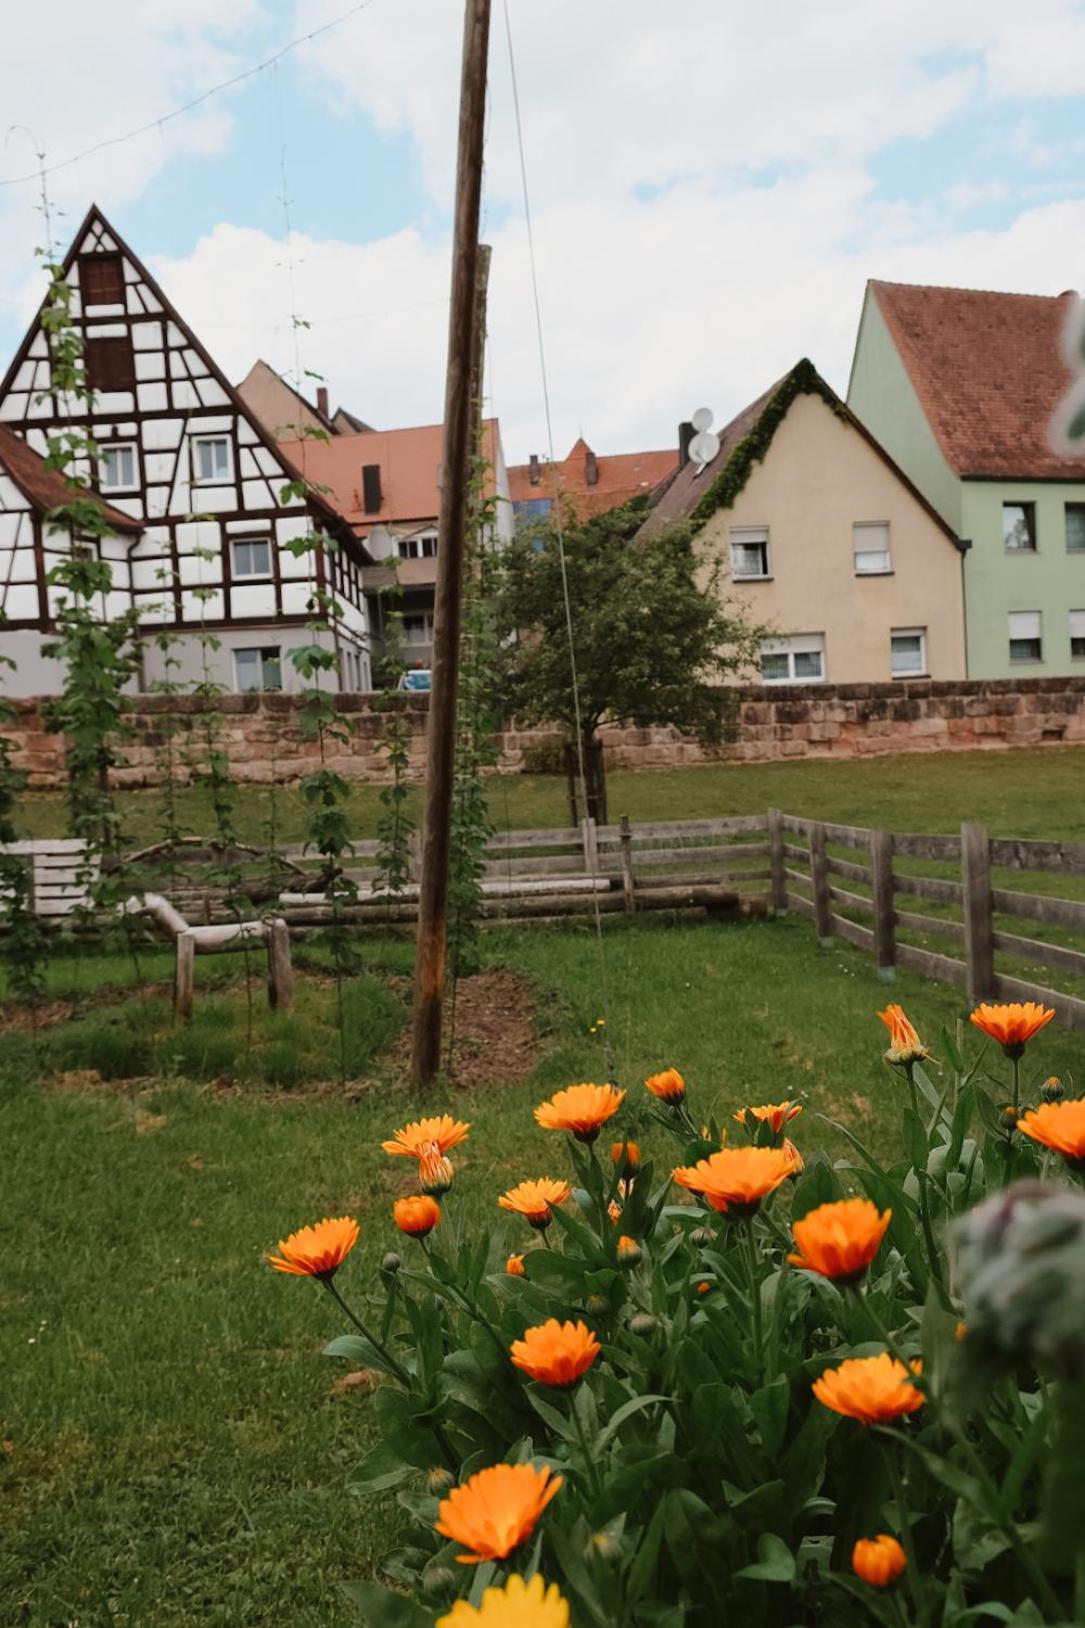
<box><xmin>955</xmin><ymin>537</ymin><xmax>972</xmax><ymax>678</ymax></box>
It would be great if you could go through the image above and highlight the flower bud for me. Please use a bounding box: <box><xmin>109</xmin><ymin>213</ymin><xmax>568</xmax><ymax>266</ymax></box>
<box><xmin>852</xmin><ymin>1534</ymin><xmax>906</xmax><ymax>1588</ymax></box>
<box><xmin>689</xmin><ymin>1225</ymin><xmax>714</xmax><ymax>1247</ymax></box>
<box><xmin>616</xmin><ymin>1235</ymin><xmax>642</xmax><ymax>1268</ymax></box>
<box><xmin>610</xmin><ymin>1139</ymin><xmax>640</xmax><ymax>1179</ymax></box>
<box><xmin>419</xmin><ymin>1150</ymin><xmax>454</xmax><ymax>1197</ymax></box>
<box><xmin>1042</xmin><ymin>1075</ymin><xmax>1066</xmax><ymax>1103</ymax></box>
<box><xmin>422</xmin><ymin>1562</ymin><xmax>457</xmax><ymax>1594</ymax></box>
<box><xmin>629</xmin><ymin>1312</ymin><xmax>657</xmax><ymax>1336</ymax></box>
<box><xmin>588</xmin><ymin>1529</ymin><xmax>621</xmax><ymax>1561</ymax></box>
<box><xmin>505</xmin><ymin>1253</ymin><xmax>526</xmax><ymax>1277</ymax></box>
<box><xmin>380</xmin><ymin>1251</ymin><xmax>402</xmax><ymax>1276</ymax></box>
<box><xmin>585</xmin><ymin>1293</ymin><xmax>610</xmax><ymax>1317</ymax></box>
<box><xmin>426</xmin><ymin>1467</ymin><xmax>455</xmax><ymax>1495</ymax></box>
<box><xmin>1000</xmin><ymin>1104</ymin><xmax>1020</xmax><ymax>1128</ymax></box>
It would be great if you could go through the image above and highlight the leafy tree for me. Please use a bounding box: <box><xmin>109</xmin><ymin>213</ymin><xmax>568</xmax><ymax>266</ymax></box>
<box><xmin>493</xmin><ymin>500</ymin><xmax>765</xmax><ymax>822</ymax></box>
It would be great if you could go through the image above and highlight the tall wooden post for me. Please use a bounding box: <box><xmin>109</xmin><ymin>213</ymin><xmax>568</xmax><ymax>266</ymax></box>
<box><xmin>870</xmin><ymin>827</ymin><xmax>896</xmax><ymax>982</ymax></box>
<box><xmin>962</xmin><ymin>821</ymin><xmax>995</xmax><ymax>1002</ymax></box>
<box><xmin>809</xmin><ymin>820</ymin><xmax>833</xmax><ymax>946</ymax></box>
<box><xmin>410</xmin><ymin>0</ymin><xmax>491</xmax><ymax>1085</ymax></box>
<box><xmin>767</xmin><ymin>808</ymin><xmax>787</xmax><ymax>913</ymax></box>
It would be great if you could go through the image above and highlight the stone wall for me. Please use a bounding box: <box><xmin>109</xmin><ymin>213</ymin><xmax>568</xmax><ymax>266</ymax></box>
<box><xmin>6</xmin><ymin>676</ymin><xmax>1085</xmax><ymax>792</ymax></box>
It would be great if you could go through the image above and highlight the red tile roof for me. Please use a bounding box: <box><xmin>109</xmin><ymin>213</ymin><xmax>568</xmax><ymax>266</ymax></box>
<box><xmin>0</xmin><ymin>424</ymin><xmax>141</xmax><ymax>532</ymax></box>
<box><xmin>508</xmin><ymin>438</ymin><xmax>677</xmax><ymax>519</ymax></box>
<box><xmin>868</xmin><ymin>280</ymin><xmax>1085</xmax><ymax>479</ymax></box>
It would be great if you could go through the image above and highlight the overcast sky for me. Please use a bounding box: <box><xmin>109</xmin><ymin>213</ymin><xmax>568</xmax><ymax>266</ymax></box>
<box><xmin>1</xmin><ymin>1</ymin><xmax>1084</xmax><ymax>461</ymax></box>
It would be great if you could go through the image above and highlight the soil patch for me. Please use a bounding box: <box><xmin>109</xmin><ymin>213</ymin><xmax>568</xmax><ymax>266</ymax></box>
<box><xmin>386</xmin><ymin>968</ymin><xmax>540</xmax><ymax>1088</ymax></box>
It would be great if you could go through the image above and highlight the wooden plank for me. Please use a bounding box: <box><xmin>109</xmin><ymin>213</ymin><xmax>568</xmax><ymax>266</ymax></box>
<box><xmin>993</xmin><ymin>972</ymin><xmax>1085</xmax><ymax>1031</ymax></box>
<box><xmin>598</xmin><ymin>842</ymin><xmax>770</xmax><ymax>868</ymax></box>
<box><xmin>784</xmin><ymin>868</ymin><xmax>813</xmax><ymax>896</ymax></box>
<box><xmin>822</xmin><ymin>820</ymin><xmax>871</xmax><ymax>849</ymax></box>
<box><xmin>809</xmin><ymin>821</ymin><xmax>833</xmax><ymax>944</ymax></box>
<box><xmin>992</xmin><ymin>930</ymin><xmax>1085</xmax><ymax>980</ymax></box>
<box><xmin>481</xmin><ymin>853</ymin><xmax>586</xmax><ymax>877</ymax></box>
<box><xmin>893</xmin><ymin>873</ymin><xmax>964</xmax><ymax>905</ymax></box>
<box><xmin>830</xmin><ymin>913</ymin><xmax>875</xmax><ymax>950</ymax></box>
<box><xmin>789</xmin><ymin>893</ymin><xmax>815</xmax><ymax>921</ymax></box>
<box><xmin>486</xmin><ymin>827</ymin><xmax>581</xmax><ymax>848</ymax></box>
<box><xmin>829</xmin><ymin>884</ymin><xmax>874</xmax><ymax>917</ymax></box>
<box><xmin>895</xmin><ymin>908</ymin><xmax>966</xmax><ymax>943</ymax></box>
<box><xmin>991</xmin><ymin>888</ymin><xmax>1085</xmax><ymax>933</ymax></box>
<box><xmin>826</xmin><ymin>855</ymin><xmax>872</xmax><ymax>884</ymax></box>
<box><xmin>780</xmin><ymin>813</ymin><xmax>811</xmax><ymax>835</ymax></box>
<box><xmin>767</xmin><ymin>807</ymin><xmax>787</xmax><ymax>911</ymax></box>
<box><xmin>897</xmin><ymin>942</ymin><xmax>968</xmax><ymax>987</ymax></box>
<box><xmin>893</xmin><ymin>833</ymin><xmax>961</xmax><ymax>860</ymax></box>
<box><xmin>596</xmin><ymin>814</ymin><xmax>768</xmax><ymax>840</ymax></box>
<box><xmin>870</xmin><ymin>828</ymin><xmax>896</xmax><ymax>977</ymax></box>
<box><xmin>782</xmin><ymin>842</ymin><xmax>809</xmax><ymax>861</ymax></box>
<box><xmin>990</xmin><ymin>837</ymin><xmax>1085</xmax><ymax>877</ymax></box>
<box><xmin>0</xmin><ymin>838</ymin><xmax>88</xmax><ymax>854</ymax></box>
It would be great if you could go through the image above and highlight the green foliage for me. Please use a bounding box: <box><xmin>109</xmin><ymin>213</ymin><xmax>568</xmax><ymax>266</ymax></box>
<box><xmin>0</xmin><ymin>701</ymin><xmax>49</xmax><ymax>1003</ymax></box>
<box><xmin>372</xmin><ymin>591</ymin><xmax>416</xmax><ymax>899</ymax></box>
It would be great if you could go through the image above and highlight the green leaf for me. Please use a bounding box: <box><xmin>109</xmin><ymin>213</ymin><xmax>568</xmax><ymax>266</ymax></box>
<box><xmin>340</xmin><ymin>1580</ymin><xmax>431</xmax><ymax>1626</ymax></box>
<box><xmin>734</xmin><ymin>1531</ymin><xmax>796</xmax><ymax>1582</ymax></box>
<box><xmin>789</xmin><ymin>1155</ymin><xmax>842</xmax><ymax>1221</ymax></box>
<box><xmin>348</xmin><ymin>1441</ymin><xmax>417</xmax><ymax>1494</ymax></box>
<box><xmin>595</xmin><ymin>1393</ymin><xmax>670</xmax><ymax>1452</ymax></box>
<box><xmin>750</xmin><ymin>1376</ymin><xmax>791</xmax><ymax>1458</ymax></box>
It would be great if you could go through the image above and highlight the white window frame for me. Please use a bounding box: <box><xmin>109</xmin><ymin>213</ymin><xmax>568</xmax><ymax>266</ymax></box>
<box><xmin>234</xmin><ymin>646</ymin><xmax>283</xmax><ymax>693</ymax></box>
<box><xmin>99</xmin><ymin>442</ymin><xmax>138</xmax><ymax>494</ymax></box>
<box><xmin>853</xmin><ymin>521</ymin><xmax>892</xmax><ymax>575</ymax></box>
<box><xmin>759</xmin><ymin>633</ymin><xmax>825</xmax><ymax>685</ymax></box>
<box><xmin>890</xmin><ymin>626</ymin><xmax>927</xmax><ymax>678</ymax></box>
<box><xmin>230</xmin><ymin>537</ymin><xmax>273</xmax><ymax>580</ymax></box>
<box><xmin>1070</xmin><ymin>610</ymin><xmax>1085</xmax><ymax>659</ymax></box>
<box><xmin>192</xmin><ymin>435</ymin><xmax>233</xmax><ymax>486</ymax></box>
<box><xmin>1008</xmin><ymin>610</ymin><xmax>1043</xmax><ymax>664</ymax></box>
<box><xmin>730</xmin><ymin>526</ymin><xmax>771</xmax><ymax>581</ymax></box>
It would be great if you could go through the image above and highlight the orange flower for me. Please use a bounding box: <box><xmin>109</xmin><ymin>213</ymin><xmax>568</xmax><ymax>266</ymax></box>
<box><xmin>534</xmin><ymin>1082</ymin><xmax>626</xmax><ymax>1141</ymax></box>
<box><xmin>506</xmin><ymin>1253</ymin><xmax>526</xmax><ymax>1277</ymax></box>
<box><xmin>510</xmin><ymin>1319</ymin><xmax>601</xmax><ymax>1386</ymax></box>
<box><xmin>645</xmin><ymin>1067</ymin><xmax>686</xmax><ymax>1103</ymax></box>
<box><xmin>438</xmin><ymin>1572</ymin><xmax>570</xmax><ymax>1627</ymax></box>
<box><xmin>878</xmin><ymin>1004</ymin><xmax>929</xmax><ymax>1065</ymax></box>
<box><xmin>852</xmin><ymin>1535</ymin><xmax>906</xmax><ymax>1588</ymax></box>
<box><xmin>435</xmin><ymin>1462</ymin><xmax>562</xmax><ymax>1564</ymax></box>
<box><xmin>673</xmin><ymin>1146</ymin><xmax>795</xmax><ymax>1215</ymax></box>
<box><xmin>616</xmin><ymin>1234</ymin><xmax>642</xmax><ymax>1266</ymax></box>
<box><xmin>611</xmin><ymin>1138</ymin><xmax>640</xmax><ymax>1177</ymax></box>
<box><xmin>420</xmin><ymin>1150</ymin><xmax>454</xmax><ymax>1196</ymax></box>
<box><xmin>789</xmin><ymin>1198</ymin><xmax>891</xmax><ymax>1283</ymax></box>
<box><xmin>734</xmin><ymin>1101</ymin><xmax>803</xmax><ymax>1135</ymax></box>
<box><xmin>607</xmin><ymin>1198</ymin><xmax>622</xmax><ymax>1224</ymax></box>
<box><xmin>1017</xmin><ymin>1098</ymin><xmax>1085</xmax><ymax>1167</ymax></box>
<box><xmin>969</xmin><ymin>1001</ymin><xmax>1054</xmax><ymax>1057</ymax></box>
<box><xmin>813</xmin><ymin>1353</ymin><xmax>924</xmax><ymax>1425</ymax></box>
<box><xmin>498</xmin><ymin>1178</ymin><xmax>572</xmax><ymax>1231</ymax></box>
<box><xmin>268</xmin><ymin>1215</ymin><xmax>358</xmax><ymax>1279</ymax></box>
<box><xmin>782</xmin><ymin>1138</ymin><xmax>804</xmax><ymax>1175</ymax></box>
<box><xmin>382</xmin><ymin>1114</ymin><xmax>471</xmax><ymax>1160</ymax></box>
<box><xmin>394</xmin><ymin>1195</ymin><xmax>441</xmax><ymax>1238</ymax></box>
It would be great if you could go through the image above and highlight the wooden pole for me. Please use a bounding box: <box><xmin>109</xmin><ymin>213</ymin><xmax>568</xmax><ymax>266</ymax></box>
<box><xmin>767</xmin><ymin>808</ymin><xmax>787</xmax><ymax>913</ymax></box>
<box><xmin>962</xmin><ymin>821</ymin><xmax>995</xmax><ymax>1002</ymax></box>
<box><xmin>619</xmin><ymin>815</ymin><xmax>635</xmax><ymax>913</ymax></box>
<box><xmin>809</xmin><ymin>821</ymin><xmax>833</xmax><ymax>945</ymax></box>
<box><xmin>410</xmin><ymin>0</ymin><xmax>491</xmax><ymax>1085</ymax></box>
<box><xmin>870</xmin><ymin>827</ymin><xmax>896</xmax><ymax>981</ymax></box>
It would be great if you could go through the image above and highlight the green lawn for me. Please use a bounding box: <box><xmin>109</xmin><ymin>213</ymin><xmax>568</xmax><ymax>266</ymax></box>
<box><xmin>3</xmin><ymin>914</ymin><xmax>1081</xmax><ymax>1626</ymax></box>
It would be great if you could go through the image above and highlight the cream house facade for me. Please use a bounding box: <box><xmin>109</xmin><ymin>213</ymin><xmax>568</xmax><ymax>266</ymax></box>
<box><xmin>644</xmin><ymin>360</ymin><xmax>967</xmax><ymax>685</ymax></box>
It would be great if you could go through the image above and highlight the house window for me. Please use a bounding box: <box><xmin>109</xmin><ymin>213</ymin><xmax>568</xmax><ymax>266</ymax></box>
<box><xmin>230</xmin><ymin>538</ymin><xmax>272</xmax><ymax>579</ymax></box>
<box><xmin>402</xmin><ymin>613</ymin><xmax>435</xmax><ymax>646</ymax></box>
<box><xmin>1003</xmin><ymin>502</ymin><xmax>1037</xmax><ymax>552</ymax></box>
<box><xmin>71</xmin><ymin>536</ymin><xmax>99</xmax><ymax>561</ymax></box>
<box><xmin>1008</xmin><ymin>611</ymin><xmax>1042</xmax><ymax>663</ymax></box>
<box><xmin>1066</xmin><ymin>504</ymin><xmax>1085</xmax><ymax>551</ymax></box>
<box><xmin>235</xmin><ymin>646</ymin><xmax>282</xmax><ymax>692</ymax></box>
<box><xmin>99</xmin><ymin>443</ymin><xmax>137</xmax><ymax>492</ymax></box>
<box><xmin>84</xmin><ymin>335</ymin><xmax>135</xmax><ymax>393</ymax></box>
<box><xmin>891</xmin><ymin>627</ymin><xmax>927</xmax><ymax>677</ymax></box>
<box><xmin>398</xmin><ymin>533</ymin><xmax>438</xmax><ymax>561</ymax></box>
<box><xmin>79</xmin><ymin>252</ymin><xmax>125</xmax><ymax>306</ymax></box>
<box><xmin>730</xmin><ymin>527</ymin><xmax>771</xmax><ymax>580</ymax></box>
<box><xmin>759</xmin><ymin>633</ymin><xmax>825</xmax><ymax>684</ymax></box>
<box><xmin>193</xmin><ymin>436</ymin><xmax>233</xmax><ymax>485</ymax></box>
<box><xmin>853</xmin><ymin>521</ymin><xmax>892</xmax><ymax>574</ymax></box>
<box><xmin>1070</xmin><ymin>611</ymin><xmax>1085</xmax><ymax>659</ymax></box>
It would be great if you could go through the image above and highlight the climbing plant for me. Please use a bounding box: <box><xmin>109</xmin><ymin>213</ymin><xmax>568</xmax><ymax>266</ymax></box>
<box><xmin>372</xmin><ymin>587</ymin><xmax>416</xmax><ymax>900</ymax></box>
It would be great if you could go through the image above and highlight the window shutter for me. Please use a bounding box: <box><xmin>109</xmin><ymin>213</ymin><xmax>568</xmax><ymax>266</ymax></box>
<box><xmin>79</xmin><ymin>253</ymin><xmax>125</xmax><ymax>306</ymax></box>
<box><xmin>1070</xmin><ymin>611</ymin><xmax>1085</xmax><ymax>638</ymax></box>
<box><xmin>85</xmin><ymin>336</ymin><xmax>135</xmax><ymax>392</ymax></box>
<box><xmin>1008</xmin><ymin>611</ymin><xmax>1041</xmax><ymax>639</ymax></box>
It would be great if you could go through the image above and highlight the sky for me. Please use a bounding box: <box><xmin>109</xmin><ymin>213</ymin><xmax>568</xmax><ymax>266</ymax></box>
<box><xmin>1</xmin><ymin>0</ymin><xmax>1085</xmax><ymax>462</ymax></box>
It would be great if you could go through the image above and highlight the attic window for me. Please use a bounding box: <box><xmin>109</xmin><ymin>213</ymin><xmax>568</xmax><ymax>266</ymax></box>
<box><xmin>79</xmin><ymin>253</ymin><xmax>125</xmax><ymax>306</ymax></box>
<box><xmin>85</xmin><ymin>335</ymin><xmax>135</xmax><ymax>393</ymax></box>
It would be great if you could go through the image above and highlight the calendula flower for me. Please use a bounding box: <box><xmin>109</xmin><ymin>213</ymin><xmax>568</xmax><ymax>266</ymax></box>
<box><xmin>267</xmin><ymin>1216</ymin><xmax>359</xmax><ymax>1279</ymax></box>
<box><xmin>782</xmin><ymin>1138</ymin><xmax>804</xmax><ymax>1175</ymax></box>
<box><xmin>734</xmin><ymin>1101</ymin><xmax>803</xmax><ymax>1134</ymax></box>
<box><xmin>505</xmin><ymin>1254</ymin><xmax>526</xmax><ymax>1277</ymax></box>
<box><xmin>645</xmin><ymin>1067</ymin><xmax>685</xmax><ymax>1103</ymax></box>
<box><xmin>435</xmin><ymin>1462</ymin><xmax>562</xmax><ymax>1564</ymax></box>
<box><xmin>419</xmin><ymin>1150</ymin><xmax>454</xmax><ymax>1196</ymax></box>
<box><xmin>852</xmin><ymin>1535</ymin><xmax>907</xmax><ymax>1588</ymax></box>
<box><xmin>510</xmin><ymin>1318</ymin><xmax>601</xmax><ymax>1386</ymax></box>
<box><xmin>438</xmin><ymin>1572</ymin><xmax>569</xmax><ymax>1627</ymax></box>
<box><xmin>616</xmin><ymin>1234</ymin><xmax>642</xmax><ymax>1267</ymax></box>
<box><xmin>969</xmin><ymin>1001</ymin><xmax>1055</xmax><ymax>1058</ymax></box>
<box><xmin>813</xmin><ymin>1353</ymin><xmax>924</xmax><ymax>1425</ymax></box>
<box><xmin>498</xmin><ymin>1178</ymin><xmax>572</xmax><ymax>1231</ymax></box>
<box><xmin>382</xmin><ymin>1114</ymin><xmax>470</xmax><ymax>1160</ymax></box>
<box><xmin>1017</xmin><ymin>1099</ymin><xmax>1085</xmax><ymax>1168</ymax></box>
<box><xmin>534</xmin><ymin>1082</ymin><xmax>626</xmax><ymax>1141</ymax></box>
<box><xmin>673</xmin><ymin>1146</ymin><xmax>795</xmax><ymax>1216</ymax></box>
<box><xmin>393</xmin><ymin>1195</ymin><xmax>441</xmax><ymax>1238</ymax></box>
<box><xmin>611</xmin><ymin>1139</ymin><xmax>640</xmax><ymax>1177</ymax></box>
<box><xmin>878</xmin><ymin>1004</ymin><xmax>930</xmax><ymax>1066</ymax></box>
<box><xmin>789</xmin><ymin>1198</ymin><xmax>891</xmax><ymax>1284</ymax></box>
<box><xmin>607</xmin><ymin>1199</ymin><xmax>622</xmax><ymax>1224</ymax></box>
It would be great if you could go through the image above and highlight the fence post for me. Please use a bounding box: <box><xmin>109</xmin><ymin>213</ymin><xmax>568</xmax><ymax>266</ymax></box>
<box><xmin>266</xmin><ymin>917</ymin><xmax>295</xmax><ymax>1012</ymax></box>
<box><xmin>618</xmin><ymin>815</ymin><xmax>635</xmax><ymax>913</ymax></box>
<box><xmin>767</xmin><ymin>808</ymin><xmax>787</xmax><ymax>912</ymax></box>
<box><xmin>870</xmin><ymin>827</ymin><xmax>896</xmax><ymax>981</ymax></box>
<box><xmin>174</xmin><ymin>930</ymin><xmax>196</xmax><ymax>1022</ymax></box>
<box><xmin>962</xmin><ymin>821</ymin><xmax>995</xmax><ymax>1001</ymax></box>
<box><xmin>581</xmin><ymin>817</ymin><xmax>599</xmax><ymax>877</ymax></box>
<box><xmin>809</xmin><ymin>821</ymin><xmax>833</xmax><ymax>946</ymax></box>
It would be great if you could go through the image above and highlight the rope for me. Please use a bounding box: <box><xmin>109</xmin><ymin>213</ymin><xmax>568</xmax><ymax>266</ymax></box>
<box><xmin>501</xmin><ymin>0</ymin><xmax>614</xmax><ymax>1078</ymax></box>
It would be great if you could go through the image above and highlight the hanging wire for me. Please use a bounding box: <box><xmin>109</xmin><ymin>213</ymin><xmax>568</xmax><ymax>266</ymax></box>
<box><xmin>501</xmin><ymin>0</ymin><xmax>615</xmax><ymax>1077</ymax></box>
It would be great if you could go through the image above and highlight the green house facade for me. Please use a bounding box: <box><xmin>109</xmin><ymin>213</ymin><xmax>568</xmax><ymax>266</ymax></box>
<box><xmin>848</xmin><ymin>281</ymin><xmax>1085</xmax><ymax>679</ymax></box>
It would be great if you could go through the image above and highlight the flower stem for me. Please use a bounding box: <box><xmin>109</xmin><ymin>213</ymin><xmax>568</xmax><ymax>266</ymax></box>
<box><xmin>321</xmin><ymin>1277</ymin><xmax>411</xmax><ymax>1386</ymax></box>
<box><xmin>880</xmin><ymin>1442</ymin><xmax>927</xmax><ymax>1627</ymax></box>
<box><xmin>742</xmin><ymin>1218</ymin><xmax>763</xmax><ymax>1377</ymax></box>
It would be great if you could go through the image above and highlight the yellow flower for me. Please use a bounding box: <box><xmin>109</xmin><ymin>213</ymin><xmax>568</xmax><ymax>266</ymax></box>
<box><xmin>435</xmin><ymin>1462</ymin><xmax>562</xmax><ymax>1564</ymax></box>
<box><xmin>267</xmin><ymin>1216</ymin><xmax>358</xmax><ymax>1279</ymax></box>
<box><xmin>438</xmin><ymin>1572</ymin><xmax>570</xmax><ymax>1627</ymax></box>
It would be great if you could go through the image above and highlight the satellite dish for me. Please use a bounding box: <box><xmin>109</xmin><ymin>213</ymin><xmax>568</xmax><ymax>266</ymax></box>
<box><xmin>688</xmin><ymin>429</ymin><xmax>720</xmax><ymax>472</ymax></box>
<box><xmin>691</xmin><ymin>406</ymin><xmax>713</xmax><ymax>433</ymax></box>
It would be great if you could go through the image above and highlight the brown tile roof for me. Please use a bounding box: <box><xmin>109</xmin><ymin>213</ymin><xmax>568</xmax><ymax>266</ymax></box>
<box><xmin>508</xmin><ymin>438</ymin><xmax>677</xmax><ymax>519</ymax></box>
<box><xmin>0</xmin><ymin>424</ymin><xmax>141</xmax><ymax>532</ymax></box>
<box><xmin>868</xmin><ymin>280</ymin><xmax>1085</xmax><ymax>479</ymax></box>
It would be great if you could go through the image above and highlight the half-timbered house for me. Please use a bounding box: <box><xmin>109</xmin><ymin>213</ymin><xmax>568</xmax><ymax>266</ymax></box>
<box><xmin>0</xmin><ymin>205</ymin><xmax>373</xmax><ymax>697</ymax></box>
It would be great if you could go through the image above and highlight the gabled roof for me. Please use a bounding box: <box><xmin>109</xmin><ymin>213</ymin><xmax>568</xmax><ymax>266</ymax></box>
<box><xmin>641</xmin><ymin>357</ymin><xmax>958</xmax><ymax>541</ymax></box>
<box><xmin>865</xmin><ymin>280</ymin><xmax>1085</xmax><ymax>480</ymax></box>
<box><xmin>507</xmin><ymin>437</ymin><xmax>677</xmax><ymax>518</ymax></box>
<box><xmin>0</xmin><ymin>423</ymin><xmax>141</xmax><ymax>532</ymax></box>
<box><xmin>237</xmin><ymin>359</ymin><xmax>337</xmax><ymax>440</ymax></box>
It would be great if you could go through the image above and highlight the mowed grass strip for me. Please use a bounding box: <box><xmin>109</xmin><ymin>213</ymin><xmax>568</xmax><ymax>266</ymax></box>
<box><xmin>3</xmin><ymin>914</ymin><xmax>1081</xmax><ymax>1625</ymax></box>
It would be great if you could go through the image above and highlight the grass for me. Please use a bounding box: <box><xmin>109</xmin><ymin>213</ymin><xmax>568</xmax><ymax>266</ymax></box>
<box><xmin>3</xmin><ymin>914</ymin><xmax>1081</xmax><ymax>1625</ymax></box>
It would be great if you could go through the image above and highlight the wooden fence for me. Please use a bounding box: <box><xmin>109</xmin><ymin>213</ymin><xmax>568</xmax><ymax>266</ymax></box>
<box><xmin>769</xmin><ymin>808</ymin><xmax>1085</xmax><ymax>1030</ymax></box>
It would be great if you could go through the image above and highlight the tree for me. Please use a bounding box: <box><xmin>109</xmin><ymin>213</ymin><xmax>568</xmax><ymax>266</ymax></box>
<box><xmin>493</xmin><ymin>500</ymin><xmax>765</xmax><ymax>823</ymax></box>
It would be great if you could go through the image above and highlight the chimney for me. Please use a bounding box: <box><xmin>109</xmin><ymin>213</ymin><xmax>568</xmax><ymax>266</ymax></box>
<box><xmin>678</xmin><ymin>421</ymin><xmax>695</xmax><ymax>468</ymax></box>
<box><xmin>316</xmin><ymin>385</ymin><xmax>330</xmax><ymax>419</ymax></box>
<box><xmin>585</xmin><ymin>447</ymin><xmax>599</xmax><ymax>487</ymax></box>
<box><xmin>529</xmin><ymin>453</ymin><xmax>540</xmax><ymax>486</ymax></box>
<box><xmin>362</xmin><ymin>464</ymin><xmax>382</xmax><ymax>514</ymax></box>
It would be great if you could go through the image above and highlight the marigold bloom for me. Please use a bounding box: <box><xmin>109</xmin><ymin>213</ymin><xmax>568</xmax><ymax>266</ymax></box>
<box><xmin>782</xmin><ymin>1138</ymin><xmax>804</xmax><ymax>1175</ymax></box>
<box><xmin>789</xmin><ymin>1198</ymin><xmax>891</xmax><ymax>1283</ymax></box>
<box><xmin>1017</xmin><ymin>1098</ymin><xmax>1085</xmax><ymax>1166</ymax></box>
<box><xmin>607</xmin><ymin>1198</ymin><xmax>622</xmax><ymax>1224</ymax></box>
<box><xmin>505</xmin><ymin>1253</ymin><xmax>526</xmax><ymax>1277</ymax></box>
<box><xmin>852</xmin><ymin>1534</ymin><xmax>907</xmax><ymax>1589</ymax></box>
<box><xmin>645</xmin><ymin>1067</ymin><xmax>686</xmax><ymax>1103</ymax></box>
<box><xmin>616</xmin><ymin>1234</ymin><xmax>642</xmax><ymax>1266</ymax></box>
<box><xmin>969</xmin><ymin>1001</ymin><xmax>1055</xmax><ymax>1057</ymax></box>
<box><xmin>435</xmin><ymin>1462</ymin><xmax>562</xmax><ymax>1564</ymax></box>
<box><xmin>268</xmin><ymin>1215</ymin><xmax>358</xmax><ymax>1279</ymax></box>
<box><xmin>394</xmin><ymin>1195</ymin><xmax>441</xmax><ymax>1238</ymax></box>
<box><xmin>611</xmin><ymin>1138</ymin><xmax>640</xmax><ymax>1177</ymax></box>
<box><xmin>734</xmin><ymin>1101</ymin><xmax>803</xmax><ymax>1134</ymax></box>
<box><xmin>813</xmin><ymin>1353</ymin><xmax>924</xmax><ymax>1425</ymax></box>
<box><xmin>420</xmin><ymin>1150</ymin><xmax>454</xmax><ymax>1196</ymax></box>
<box><xmin>382</xmin><ymin>1114</ymin><xmax>471</xmax><ymax>1160</ymax></box>
<box><xmin>510</xmin><ymin>1318</ymin><xmax>601</xmax><ymax>1386</ymax></box>
<box><xmin>673</xmin><ymin>1146</ymin><xmax>795</xmax><ymax>1215</ymax></box>
<box><xmin>534</xmin><ymin>1082</ymin><xmax>626</xmax><ymax>1141</ymax></box>
<box><xmin>498</xmin><ymin>1177</ymin><xmax>572</xmax><ymax>1231</ymax></box>
<box><xmin>438</xmin><ymin>1571</ymin><xmax>570</xmax><ymax>1627</ymax></box>
<box><xmin>878</xmin><ymin>1004</ymin><xmax>929</xmax><ymax>1065</ymax></box>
